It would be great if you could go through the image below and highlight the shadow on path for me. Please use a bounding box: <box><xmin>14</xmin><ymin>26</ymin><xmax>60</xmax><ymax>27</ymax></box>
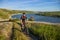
<box><xmin>0</xmin><ymin>21</ymin><xmax>10</xmax><ymax>23</ymax></box>
<box><xmin>10</xmin><ymin>22</ymin><xmax>22</xmax><ymax>40</ymax></box>
<box><xmin>10</xmin><ymin>22</ymin><xmax>15</xmax><ymax>40</ymax></box>
<box><xmin>15</xmin><ymin>22</ymin><xmax>22</xmax><ymax>27</ymax></box>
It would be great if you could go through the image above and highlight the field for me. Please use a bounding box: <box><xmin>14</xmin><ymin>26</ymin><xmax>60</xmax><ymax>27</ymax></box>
<box><xmin>29</xmin><ymin>23</ymin><xmax>60</xmax><ymax>40</ymax></box>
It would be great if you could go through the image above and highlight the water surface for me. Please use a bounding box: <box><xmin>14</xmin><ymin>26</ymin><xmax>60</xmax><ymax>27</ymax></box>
<box><xmin>11</xmin><ymin>14</ymin><xmax>60</xmax><ymax>23</ymax></box>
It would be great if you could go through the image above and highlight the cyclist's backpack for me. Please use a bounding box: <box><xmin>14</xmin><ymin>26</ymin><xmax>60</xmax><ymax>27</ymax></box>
<box><xmin>21</xmin><ymin>15</ymin><xmax>26</xmax><ymax>20</ymax></box>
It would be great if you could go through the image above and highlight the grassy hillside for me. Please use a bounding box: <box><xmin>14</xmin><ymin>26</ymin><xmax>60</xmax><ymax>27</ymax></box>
<box><xmin>0</xmin><ymin>22</ymin><xmax>12</xmax><ymax>40</ymax></box>
<box><xmin>0</xmin><ymin>8</ymin><xmax>60</xmax><ymax>40</ymax></box>
<box><xmin>29</xmin><ymin>23</ymin><xmax>60</xmax><ymax>40</ymax></box>
<box><xmin>0</xmin><ymin>8</ymin><xmax>34</xmax><ymax>19</ymax></box>
<box><xmin>0</xmin><ymin>8</ymin><xmax>21</xmax><ymax>19</ymax></box>
<box><xmin>0</xmin><ymin>22</ymin><xmax>29</xmax><ymax>40</ymax></box>
<box><xmin>36</xmin><ymin>11</ymin><xmax>60</xmax><ymax>17</ymax></box>
<box><xmin>0</xmin><ymin>20</ymin><xmax>60</xmax><ymax>40</ymax></box>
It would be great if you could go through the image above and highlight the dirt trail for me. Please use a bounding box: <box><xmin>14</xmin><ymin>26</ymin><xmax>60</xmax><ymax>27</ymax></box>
<box><xmin>22</xmin><ymin>30</ymin><xmax>39</xmax><ymax>40</ymax></box>
<box><xmin>28</xmin><ymin>33</ymin><xmax>39</xmax><ymax>40</ymax></box>
<box><xmin>16</xmin><ymin>22</ymin><xmax>39</xmax><ymax>40</ymax></box>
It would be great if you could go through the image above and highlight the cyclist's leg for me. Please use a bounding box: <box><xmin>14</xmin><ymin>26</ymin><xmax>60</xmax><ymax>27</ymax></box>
<box><xmin>22</xmin><ymin>21</ymin><xmax>29</xmax><ymax>35</ymax></box>
<box><xmin>23</xmin><ymin>21</ymin><xmax>29</xmax><ymax>35</ymax></box>
<box><xmin>21</xmin><ymin>20</ymin><xmax>24</xmax><ymax>32</ymax></box>
<box><xmin>21</xmin><ymin>20</ymin><xmax>26</xmax><ymax>32</ymax></box>
<box><xmin>23</xmin><ymin>21</ymin><xmax>26</xmax><ymax>30</ymax></box>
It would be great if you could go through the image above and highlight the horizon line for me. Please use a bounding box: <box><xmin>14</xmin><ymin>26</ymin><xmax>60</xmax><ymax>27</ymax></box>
<box><xmin>0</xmin><ymin>8</ymin><xmax>60</xmax><ymax>12</ymax></box>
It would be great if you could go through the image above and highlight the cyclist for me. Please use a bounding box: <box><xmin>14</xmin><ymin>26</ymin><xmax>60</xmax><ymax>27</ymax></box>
<box><xmin>20</xmin><ymin>13</ymin><xmax>27</xmax><ymax>33</ymax></box>
<box><xmin>20</xmin><ymin>13</ymin><xmax>27</xmax><ymax>27</ymax></box>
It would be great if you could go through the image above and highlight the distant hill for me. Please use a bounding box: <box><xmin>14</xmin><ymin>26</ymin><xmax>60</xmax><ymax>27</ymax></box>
<box><xmin>36</xmin><ymin>11</ymin><xmax>60</xmax><ymax>17</ymax></box>
<box><xmin>0</xmin><ymin>8</ymin><xmax>60</xmax><ymax>19</ymax></box>
<box><xmin>0</xmin><ymin>8</ymin><xmax>35</xmax><ymax>14</ymax></box>
<box><xmin>0</xmin><ymin>8</ymin><xmax>34</xmax><ymax>19</ymax></box>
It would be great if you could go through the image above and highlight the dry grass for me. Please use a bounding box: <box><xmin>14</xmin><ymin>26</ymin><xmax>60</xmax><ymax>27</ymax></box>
<box><xmin>0</xmin><ymin>22</ymin><xmax>12</xmax><ymax>40</ymax></box>
<box><xmin>0</xmin><ymin>22</ymin><xmax>29</xmax><ymax>40</ymax></box>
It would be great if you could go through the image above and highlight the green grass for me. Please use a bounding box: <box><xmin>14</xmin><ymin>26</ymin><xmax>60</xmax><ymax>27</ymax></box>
<box><xmin>0</xmin><ymin>35</ymin><xmax>6</xmax><ymax>40</ymax></box>
<box><xmin>29</xmin><ymin>23</ymin><xmax>60</xmax><ymax>40</ymax></box>
<box><xmin>0</xmin><ymin>8</ymin><xmax>19</xmax><ymax>19</ymax></box>
<box><xmin>0</xmin><ymin>13</ymin><xmax>9</xmax><ymax>19</ymax></box>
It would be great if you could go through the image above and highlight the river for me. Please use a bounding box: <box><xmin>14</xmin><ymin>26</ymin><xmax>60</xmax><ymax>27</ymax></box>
<box><xmin>11</xmin><ymin>14</ymin><xmax>60</xmax><ymax>23</ymax></box>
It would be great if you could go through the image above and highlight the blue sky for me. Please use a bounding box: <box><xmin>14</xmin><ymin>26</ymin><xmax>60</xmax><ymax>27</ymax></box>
<box><xmin>0</xmin><ymin>0</ymin><xmax>60</xmax><ymax>11</ymax></box>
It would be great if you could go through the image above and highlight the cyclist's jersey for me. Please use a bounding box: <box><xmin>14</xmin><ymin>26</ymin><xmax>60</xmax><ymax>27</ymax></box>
<box><xmin>21</xmin><ymin>15</ymin><xmax>27</xmax><ymax>21</ymax></box>
<box><xmin>21</xmin><ymin>15</ymin><xmax>27</xmax><ymax>26</ymax></box>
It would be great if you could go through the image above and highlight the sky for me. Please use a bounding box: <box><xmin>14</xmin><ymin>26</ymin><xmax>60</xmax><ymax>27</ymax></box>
<box><xmin>0</xmin><ymin>0</ymin><xmax>60</xmax><ymax>11</ymax></box>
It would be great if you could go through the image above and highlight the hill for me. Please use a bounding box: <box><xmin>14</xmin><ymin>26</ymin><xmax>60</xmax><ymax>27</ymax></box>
<box><xmin>36</xmin><ymin>11</ymin><xmax>60</xmax><ymax>17</ymax></box>
<box><xmin>0</xmin><ymin>8</ymin><xmax>35</xmax><ymax>19</ymax></box>
<box><xmin>0</xmin><ymin>8</ymin><xmax>60</xmax><ymax>19</ymax></box>
<box><xmin>0</xmin><ymin>21</ymin><xmax>30</xmax><ymax>40</ymax></box>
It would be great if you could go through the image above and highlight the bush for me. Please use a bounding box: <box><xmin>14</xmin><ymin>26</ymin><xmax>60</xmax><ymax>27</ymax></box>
<box><xmin>28</xmin><ymin>17</ymin><xmax>34</xmax><ymax>21</ymax></box>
